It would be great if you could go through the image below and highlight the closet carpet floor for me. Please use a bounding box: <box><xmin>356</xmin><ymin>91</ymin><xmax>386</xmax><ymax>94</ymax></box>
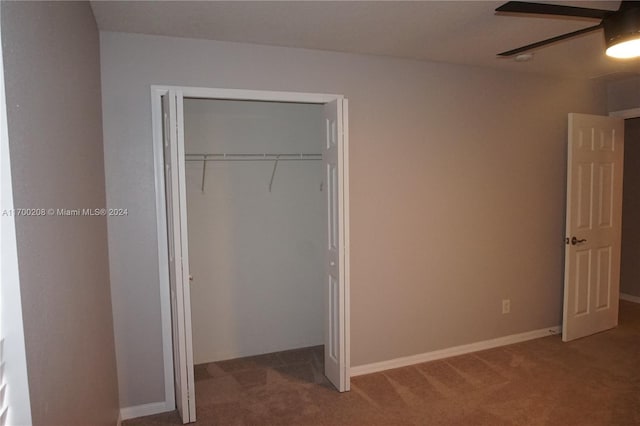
<box><xmin>124</xmin><ymin>301</ymin><xmax>640</xmax><ymax>426</ymax></box>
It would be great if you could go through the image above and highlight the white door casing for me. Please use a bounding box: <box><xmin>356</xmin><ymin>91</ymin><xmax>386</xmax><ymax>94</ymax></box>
<box><xmin>563</xmin><ymin>113</ymin><xmax>624</xmax><ymax>342</ymax></box>
<box><xmin>323</xmin><ymin>99</ymin><xmax>349</xmax><ymax>392</ymax></box>
<box><xmin>153</xmin><ymin>87</ymin><xmax>350</xmax><ymax>420</ymax></box>
<box><xmin>162</xmin><ymin>90</ymin><xmax>196</xmax><ymax>423</ymax></box>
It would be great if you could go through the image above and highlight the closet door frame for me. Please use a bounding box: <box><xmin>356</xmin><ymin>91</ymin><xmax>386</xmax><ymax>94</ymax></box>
<box><xmin>151</xmin><ymin>85</ymin><xmax>351</xmax><ymax>416</ymax></box>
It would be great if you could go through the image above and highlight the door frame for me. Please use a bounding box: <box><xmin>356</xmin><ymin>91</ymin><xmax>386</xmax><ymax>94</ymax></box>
<box><xmin>150</xmin><ymin>85</ymin><xmax>351</xmax><ymax>411</ymax></box>
<box><xmin>610</xmin><ymin>107</ymin><xmax>640</xmax><ymax>119</ymax></box>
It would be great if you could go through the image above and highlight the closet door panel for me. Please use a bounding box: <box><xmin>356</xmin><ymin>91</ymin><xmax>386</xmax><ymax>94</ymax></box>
<box><xmin>162</xmin><ymin>91</ymin><xmax>196</xmax><ymax>423</ymax></box>
<box><xmin>323</xmin><ymin>99</ymin><xmax>348</xmax><ymax>392</ymax></box>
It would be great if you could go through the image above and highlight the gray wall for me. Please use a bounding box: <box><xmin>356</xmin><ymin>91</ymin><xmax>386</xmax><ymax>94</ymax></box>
<box><xmin>100</xmin><ymin>31</ymin><xmax>607</xmax><ymax>408</ymax></box>
<box><xmin>621</xmin><ymin>118</ymin><xmax>640</xmax><ymax>297</ymax></box>
<box><xmin>184</xmin><ymin>99</ymin><xmax>324</xmax><ymax>364</ymax></box>
<box><xmin>607</xmin><ymin>76</ymin><xmax>640</xmax><ymax>112</ymax></box>
<box><xmin>0</xmin><ymin>3</ymin><xmax>32</xmax><ymax>424</ymax></box>
<box><xmin>2</xmin><ymin>2</ymin><xmax>119</xmax><ymax>425</ymax></box>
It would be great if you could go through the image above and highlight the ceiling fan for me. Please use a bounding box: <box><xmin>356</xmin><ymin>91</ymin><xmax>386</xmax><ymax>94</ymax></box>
<box><xmin>496</xmin><ymin>1</ymin><xmax>640</xmax><ymax>59</ymax></box>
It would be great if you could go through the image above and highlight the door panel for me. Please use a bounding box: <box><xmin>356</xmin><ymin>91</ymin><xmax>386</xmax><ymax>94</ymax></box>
<box><xmin>595</xmin><ymin>247</ymin><xmax>611</xmax><ymax>310</ymax></box>
<box><xmin>563</xmin><ymin>113</ymin><xmax>624</xmax><ymax>342</ymax></box>
<box><xmin>162</xmin><ymin>91</ymin><xmax>196</xmax><ymax>423</ymax></box>
<box><xmin>573</xmin><ymin>249</ymin><xmax>590</xmax><ymax>316</ymax></box>
<box><xmin>323</xmin><ymin>99</ymin><xmax>348</xmax><ymax>391</ymax></box>
<box><xmin>575</xmin><ymin>163</ymin><xmax>592</xmax><ymax>230</ymax></box>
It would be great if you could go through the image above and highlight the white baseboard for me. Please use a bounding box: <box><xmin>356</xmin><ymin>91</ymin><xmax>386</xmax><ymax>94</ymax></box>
<box><xmin>620</xmin><ymin>293</ymin><xmax>640</xmax><ymax>304</ymax></box>
<box><xmin>350</xmin><ymin>325</ymin><xmax>561</xmax><ymax>377</ymax></box>
<box><xmin>120</xmin><ymin>400</ymin><xmax>173</xmax><ymax>421</ymax></box>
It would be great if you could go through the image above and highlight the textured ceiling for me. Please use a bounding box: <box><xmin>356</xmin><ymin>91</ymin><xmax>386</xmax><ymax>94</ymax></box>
<box><xmin>90</xmin><ymin>1</ymin><xmax>640</xmax><ymax>79</ymax></box>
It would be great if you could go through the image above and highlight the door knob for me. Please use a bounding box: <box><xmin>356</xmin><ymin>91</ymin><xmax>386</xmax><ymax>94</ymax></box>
<box><xmin>330</xmin><ymin>261</ymin><xmax>336</xmax><ymax>266</ymax></box>
<box><xmin>571</xmin><ymin>236</ymin><xmax>587</xmax><ymax>245</ymax></box>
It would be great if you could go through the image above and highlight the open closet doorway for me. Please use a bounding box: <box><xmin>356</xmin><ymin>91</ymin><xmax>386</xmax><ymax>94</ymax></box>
<box><xmin>618</xmin><ymin>110</ymin><xmax>640</xmax><ymax>302</ymax></box>
<box><xmin>151</xmin><ymin>87</ymin><xmax>350</xmax><ymax>424</ymax></box>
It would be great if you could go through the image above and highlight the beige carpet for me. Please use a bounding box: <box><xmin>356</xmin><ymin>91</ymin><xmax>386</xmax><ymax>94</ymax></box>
<box><xmin>124</xmin><ymin>300</ymin><xmax>640</xmax><ymax>425</ymax></box>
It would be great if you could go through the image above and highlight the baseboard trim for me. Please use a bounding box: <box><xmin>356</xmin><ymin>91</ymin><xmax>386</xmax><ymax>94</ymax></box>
<box><xmin>350</xmin><ymin>325</ymin><xmax>561</xmax><ymax>377</ymax></box>
<box><xmin>620</xmin><ymin>293</ymin><xmax>640</xmax><ymax>304</ymax></box>
<box><xmin>120</xmin><ymin>401</ymin><xmax>173</xmax><ymax>421</ymax></box>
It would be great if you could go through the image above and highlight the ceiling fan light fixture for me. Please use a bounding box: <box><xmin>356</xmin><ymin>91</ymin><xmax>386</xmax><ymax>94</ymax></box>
<box><xmin>606</xmin><ymin>37</ymin><xmax>640</xmax><ymax>58</ymax></box>
<box><xmin>604</xmin><ymin>7</ymin><xmax>640</xmax><ymax>59</ymax></box>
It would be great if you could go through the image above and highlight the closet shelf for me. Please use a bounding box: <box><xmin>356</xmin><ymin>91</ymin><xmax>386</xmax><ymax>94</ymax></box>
<box><xmin>185</xmin><ymin>153</ymin><xmax>323</xmax><ymax>192</ymax></box>
<box><xmin>185</xmin><ymin>153</ymin><xmax>322</xmax><ymax>162</ymax></box>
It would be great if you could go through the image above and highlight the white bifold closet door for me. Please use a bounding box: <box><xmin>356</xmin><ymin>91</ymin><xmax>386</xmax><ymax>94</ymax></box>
<box><xmin>162</xmin><ymin>90</ymin><xmax>196</xmax><ymax>423</ymax></box>
<box><xmin>162</xmin><ymin>92</ymin><xmax>350</xmax><ymax>424</ymax></box>
<box><xmin>323</xmin><ymin>99</ymin><xmax>349</xmax><ymax>392</ymax></box>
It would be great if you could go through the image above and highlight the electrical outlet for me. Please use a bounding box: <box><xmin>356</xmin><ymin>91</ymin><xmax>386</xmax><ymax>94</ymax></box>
<box><xmin>502</xmin><ymin>299</ymin><xmax>511</xmax><ymax>314</ymax></box>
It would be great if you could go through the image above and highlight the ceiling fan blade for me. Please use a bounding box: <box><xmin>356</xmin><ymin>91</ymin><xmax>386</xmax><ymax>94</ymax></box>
<box><xmin>496</xmin><ymin>1</ymin><xmax>611</xmax><ymax>20</ymax></box>
<box><xmin>497</xmin><ymin>24</ymin><xmax>603</xmax><ymax>56</ymax></box>
<box><xmin>619</xmin><ymin>1</ymin><xmax>640</xmax><ymax>10</ymax></box>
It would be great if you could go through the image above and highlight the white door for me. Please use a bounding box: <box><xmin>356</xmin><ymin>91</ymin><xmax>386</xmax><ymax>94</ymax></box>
<box><xmin>162</xmin><ymin>90</ymin><xmax>196</xmax><ymax>423</ymax></box>
<box><xmin>323</xmin><ymin>99</ymin><xmax>349</xmax><ymax>392</ymax></box>
<box><xmin>563</xmin><ymin>113</ymin><xmax>624</xmax><ymax>342</ymax></box>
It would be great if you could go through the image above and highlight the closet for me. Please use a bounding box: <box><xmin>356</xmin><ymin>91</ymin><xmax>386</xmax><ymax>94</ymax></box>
<box><xmin>183</xmin><ymin>98</ymin><xmax>326</xmax><ymax>364</ymax></box>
